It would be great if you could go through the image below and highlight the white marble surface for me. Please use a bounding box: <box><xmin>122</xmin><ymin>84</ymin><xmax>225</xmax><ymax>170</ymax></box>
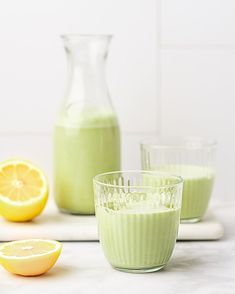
<box><xmin>0</xmin><ymin>203</ymin><xmax>234</xmax><ymax>294</ymax></box>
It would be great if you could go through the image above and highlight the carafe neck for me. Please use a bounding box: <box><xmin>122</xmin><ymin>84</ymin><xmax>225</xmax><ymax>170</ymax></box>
<box><xmin>62</xmin><ymin>35</ymin><xmax>113</xmax><ymax>110</ymax></box>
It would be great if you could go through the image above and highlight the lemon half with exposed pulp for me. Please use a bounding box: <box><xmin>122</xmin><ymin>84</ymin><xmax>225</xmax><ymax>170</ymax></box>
<box><xmin>0</xmin><ymin>239</ymin><xmax>62</xmax><ymax>276</ymax></box>
<box><xmin>0</xmin><ymin>159</ymin><xmax>48</xmax><ymax>221</ymax></box>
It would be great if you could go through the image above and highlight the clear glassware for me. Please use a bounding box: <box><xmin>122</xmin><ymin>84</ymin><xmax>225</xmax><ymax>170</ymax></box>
<box><xmin>93</xmin><ymin>170</ymin><xmax>183</xmax><ymax>273</ymax></box>
<box><xmin>54</xmin><ymin>34</ymin><xmax>120</xmax><ymax>215</ymax></box>
<box><xmin>141</xmin><ymin>137</ymin><xmax>217</xmax><ymax>223</ymax></box>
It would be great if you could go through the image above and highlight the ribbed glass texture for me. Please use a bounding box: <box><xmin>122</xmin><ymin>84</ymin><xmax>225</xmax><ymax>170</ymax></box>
<box><xmin>141</xmin><ymin>137</ymin><xmax>217</xmax><ymax>222</ymax></box>
<box><xmin>93</xmin><ymin>171</ymin><xmax>183</xmax><ymax>273</ymax></box>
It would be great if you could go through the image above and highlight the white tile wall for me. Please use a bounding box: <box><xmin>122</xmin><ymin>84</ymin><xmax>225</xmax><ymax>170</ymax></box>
<box><xmin>162</xmin><ymin>0</ymin><xmax>235</xmax><ymax>46</ymax></box>
<box><xmin>0</xmin><ymin>0</ymin><xmax>158</xmax><ymax>134</ymax></box>
<box><xmin>161</xmin><ymin>48</ymin><xmax>235</xmax><ymax>202</ymax></box>
<box><xmin>0</xmin><ymin>134</ymin><xmax>52</xmax><ymax>183</ymax></box>
<box><xmin>161</xmin><ymin>49</ymin><xmax>235</xmax><ymax>136</ymax></box>
<box><xmin>0</xmin><ymin>0</ymin><xmax>234</xmax><ymax>204</ymax></box>
<box><xmin>0</xmin><ymin>0</ymin><xmax>159</xmax><ymax>192</ymax></box>
<box><xmin>160</xmin><ymin>0</ymin><xmax>235</xmax><ymax>203</ymax></box>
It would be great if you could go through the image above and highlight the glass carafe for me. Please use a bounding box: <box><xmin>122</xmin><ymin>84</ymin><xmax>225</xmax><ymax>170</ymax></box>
<box><xmin>54</xmin><ymin>34</ymin><xmax>121</xmax><ymax>214</ymax></box>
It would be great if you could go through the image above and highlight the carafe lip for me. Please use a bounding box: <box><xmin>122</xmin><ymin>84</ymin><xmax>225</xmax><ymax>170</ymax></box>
<box><xmin>61</xmin><ymin>34</ymin><xmax>113</xmax><ymax>40</ymax></box>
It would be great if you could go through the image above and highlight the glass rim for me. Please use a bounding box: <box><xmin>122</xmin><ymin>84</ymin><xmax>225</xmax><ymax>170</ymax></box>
<box><xmin>93</xmin><ymin>170</ymin><xmax>183</xmax><ymax>189</ymax></box>
<box><xmin>61</xmin><ymin>33</ymin><xmax>113</xmax><ymax>40</ymax></box>
<box><xmin>140</xmin><ymin>136</ymin><xmax>217</xmax><ymax>150</ymax></box>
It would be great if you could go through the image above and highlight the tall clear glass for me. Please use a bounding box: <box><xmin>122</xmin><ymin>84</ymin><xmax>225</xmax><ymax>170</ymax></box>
<box><xmin>141</xmin><ymin>137</ymin><xmax>217</xmax><ymax>223</ymax></box>
<box><xmin>54</xmin><ymin>34</ymin><xmax>120</xmax><ymax>215</ymax></box>
<box><xmin>94</xmin><ymin>171</ymin><xmax>183</xmax><ymax>273</ymax></box>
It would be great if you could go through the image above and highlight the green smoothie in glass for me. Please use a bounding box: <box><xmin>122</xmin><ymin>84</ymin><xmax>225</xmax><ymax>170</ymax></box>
<box><xmin>141</xmin><ymin>137</ymin><xmax>216</xmax><ymax>222</ymax></box>
<box><xmin>94</xmin><ymin>171</ymin><xmax>183</xmax><ymax>273</ymax></box>
<box><xmin>155</xmin><ymin>165</ymin><xmax>214</xmax><ymax>222</ymax></box>
<box><xmin>96</xmin><ymin>204</ymin><xmax>180</xmax><ymax>271</ymax></box>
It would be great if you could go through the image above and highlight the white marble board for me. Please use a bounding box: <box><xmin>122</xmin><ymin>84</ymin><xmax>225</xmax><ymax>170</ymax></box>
<box><xmin>0</xmin><ymin>203</ymin><xmax>224</xmax><ymax>242</ymax></box>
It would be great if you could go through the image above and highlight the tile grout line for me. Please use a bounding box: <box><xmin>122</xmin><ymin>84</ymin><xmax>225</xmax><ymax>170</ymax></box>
<box><xmin>156</xmin><ymin>0</ymin><xmax>162</xmax><ymax>137</ymax></box>
<box><xmin>161</xmin><ymin>43</ymin><xmax>235</xmax><ymax>50</ymax></box>
<box><xmin>0</xmin><ymin>131</ymin><xmax>156</xmax><ymax>137</ymax></box>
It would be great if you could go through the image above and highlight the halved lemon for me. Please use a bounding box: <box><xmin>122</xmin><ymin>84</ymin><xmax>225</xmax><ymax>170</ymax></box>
<box><xmin>0</xmin><ymin>239</ymin><xmax>62</xmax><ymax>276</ymax></box>
<box><xmin>0</xmin><ymin>159</ymin><xmax>48</xmax><ymax>222</ymax></box>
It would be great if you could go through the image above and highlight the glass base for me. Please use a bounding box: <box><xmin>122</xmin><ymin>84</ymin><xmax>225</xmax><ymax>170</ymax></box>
<box><xmin>59</xmin><ymin>208</ymin><xmax>95</xmax><ymax>216</ymax></box>
<box><xmin>113</xmin><ymin>264</ymin><xmax>165</xmax><ymax>273</ymax></box>
<box><xmin>180</xmin><ymin>217</ymin><xmax>201</xmax><ymax>224</ymax></box>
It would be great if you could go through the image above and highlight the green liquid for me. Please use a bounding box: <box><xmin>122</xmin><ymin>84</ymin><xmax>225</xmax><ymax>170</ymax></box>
<box><xmin>54</xmin><ymin>111</ymin><xmax>120</xmax><ymax>214</ymax></box>
<box><xmin>154</xmin><ymin>165</ymin><xmax>214</xmax><ymax>220</ymax></box>
<box><xmin>96</xmin><ymin>205</ymin><xmax>180</xmax><ymax>271</ymax></box>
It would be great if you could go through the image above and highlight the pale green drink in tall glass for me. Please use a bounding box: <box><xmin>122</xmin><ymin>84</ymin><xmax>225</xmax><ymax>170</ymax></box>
<box><xmin>54</xmin><ymin>35</ymin><xmax>120</xmax><ymax>214</ymax></box>
<box><xmin>54</xmin><ymin>109</ymin><xmax>120</xmax><ymax>214</ymax></box>
<box><xmin>141</xmin><ymin>137</ymin><xmax>216</xmax><ymax>222</ymax></box>
<box><xmin>94</xmin><ymin>171</ymin><xmax>183</xmax><ymax>273</ymax></box>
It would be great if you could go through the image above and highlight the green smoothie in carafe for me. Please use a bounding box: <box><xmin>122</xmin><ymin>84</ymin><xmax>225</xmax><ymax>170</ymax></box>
<box><xmin>55</xmin><ymin>34</ymin><xmax>121</xmax><ymax>214</ymax></box>
<box><xmin>54</xmin><ymin>109</ymin><xmax>120</xmax><ymax>214</ymax></box>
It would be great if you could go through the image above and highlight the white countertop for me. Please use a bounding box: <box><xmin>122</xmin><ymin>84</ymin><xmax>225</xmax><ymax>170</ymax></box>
<box><xmin>1</xmin><ymin>203</ymin><xmax>235</xmax><ymax>294</ymax></box>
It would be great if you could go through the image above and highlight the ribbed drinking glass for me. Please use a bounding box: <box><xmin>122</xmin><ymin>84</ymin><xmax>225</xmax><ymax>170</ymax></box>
<box><xmin>93</xmin><ymin>170</ymin><xmax>183</xmax><ymax>273</ymax></box>
<box><xmin>141</xmin><ymin>137</ymin><xmax>217</xmax><ymax>223</ymax></box>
